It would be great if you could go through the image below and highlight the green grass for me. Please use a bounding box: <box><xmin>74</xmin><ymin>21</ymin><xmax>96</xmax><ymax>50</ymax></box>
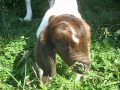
<box><xmin>0</xmin><ymin>0</ymin><xmax>120</xmax><ymax>89</ymax></box>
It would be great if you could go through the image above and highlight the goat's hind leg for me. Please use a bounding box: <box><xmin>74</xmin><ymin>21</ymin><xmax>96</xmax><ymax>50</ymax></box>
<box><xmin>19</xmin><ymin>0</ymin><xmax>32</xmax><ymax>21</ymax></box>
<box><xmin>48</xmin><ymin>0</ymin><xmax>54</xmax><ymax>7</ymax></box>
<box><xmin>24</xmin><ymin>0</ymin><xmax>32</xmax><ymax>21</ymax></box>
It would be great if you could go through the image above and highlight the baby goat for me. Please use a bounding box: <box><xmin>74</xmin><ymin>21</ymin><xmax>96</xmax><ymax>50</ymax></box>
<box><xmin>35</xmin><ymin>0</ymin><xmax>91</xmax><ymax>83</ymax></box>
<box><xmin>35</xmin><ymin>14</ymin><xmax>91</xmax><ymax>83</ymax></box>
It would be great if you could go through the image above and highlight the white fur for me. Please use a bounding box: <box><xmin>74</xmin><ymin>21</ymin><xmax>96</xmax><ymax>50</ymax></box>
<box><xmin>70</xmin><ymin>26</ymin><xmax>80</xmax><ymax>43</ymax></box>
<box><xmin>37</xmin><ymin>0</ymin><xmax>81</xmax><ymax>38</ymax></box>
<box><xmin>72</xmin><ymin>35</ymin><xmax>79</xmax><ymax>43</ymax></box>
<box><xmin>75</xmin><ymin>73</ymin><xmax>83</xmax><ymax>81</ymax></box>
<box><xmin>36</xmin><ymin>63</ymin><xmax>43</xmax><ymax>80</ymax></box>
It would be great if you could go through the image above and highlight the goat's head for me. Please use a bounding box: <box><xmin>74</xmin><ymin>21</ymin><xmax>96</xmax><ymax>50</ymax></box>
<box><xmin>35</xmin><ymin>14</ymin><xmax>91</xmax><ymax>83</ymax></box>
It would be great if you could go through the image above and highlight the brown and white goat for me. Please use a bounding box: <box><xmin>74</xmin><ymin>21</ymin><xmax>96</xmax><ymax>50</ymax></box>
<box><xmin>35</xmin><ymin>14</ymin><xmax>91</xmax><ymax>83</ymax></box>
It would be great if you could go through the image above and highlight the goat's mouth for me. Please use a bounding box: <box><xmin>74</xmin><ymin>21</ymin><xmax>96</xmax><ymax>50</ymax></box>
<box><xmin>71</xmin><ymin>61</ymin><xmax>89</xmax><ymax>74</ymax></box>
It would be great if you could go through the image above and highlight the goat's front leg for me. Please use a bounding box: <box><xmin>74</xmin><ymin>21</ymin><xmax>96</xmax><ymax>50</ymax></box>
<box><xmin>22</xmin><ymin>0</ymin><xmax>32</xmax><ymax>21</ymax></box>
<box><xmin>75</xmin><ymin>73</ymin><xmax>83</xmax><ymax>81</ymax></box>
<box><xmin>35</xmin><ymin>31</ymin><xmax>56</xmax><ymax>83</ymax></box>
<box><xmin>73</xmin><ymin>60</ymin><xmax>91</xmax><ymax>81</ymax></box>
<box><xmin>36</xmin><ymin>64</ymin><xmax>53</xmax><ymax>84</ymax></box>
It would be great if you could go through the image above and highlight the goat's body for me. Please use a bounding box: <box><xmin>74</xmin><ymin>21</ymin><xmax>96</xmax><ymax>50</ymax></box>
<box><xmin>35</xmin><ymin>0</ymin><xmax>91</xmax><ymax>84</ymax></box>
<box><xmin>35</xmin><ymin>14</ymin><xmax>91</xmax><ymax>83</ymax></box>
<box><xmin>37</xmin><ymin>0</ymin><xmax>81</xmax><ymax>38</ymax></box>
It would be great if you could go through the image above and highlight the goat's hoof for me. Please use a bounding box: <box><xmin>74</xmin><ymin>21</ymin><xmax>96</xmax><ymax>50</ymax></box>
<box><xmin>19</xmin><ymin>17</ymin><xmax>31</xmax><ymax>22</ymax></box>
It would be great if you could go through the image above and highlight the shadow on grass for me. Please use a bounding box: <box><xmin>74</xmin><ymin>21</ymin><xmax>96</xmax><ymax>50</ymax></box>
<box><xmin>4</xmin><ymin>21</ymin><xmax>39</xmax><ymax>88</ymax></box>
<box><xmin>0</xmin><ymin>2</ymin><xmax>42</xmax><ymax>87</ymax></box>
<box><xmin>78</xmin><ymin>0</ymin><xmax>120</xmax><ymax>48</ymax></box>
<box><xmin>0</xmin><ymin>0</ymin><xmax>48</xmax><ymax>88</ymax></box>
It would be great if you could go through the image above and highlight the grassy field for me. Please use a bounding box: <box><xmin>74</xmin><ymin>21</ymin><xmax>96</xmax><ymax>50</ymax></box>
<box><xmin>0</xmin><ymin>0</ymin><xmax>120</xmax><ymax>89</ymax></box>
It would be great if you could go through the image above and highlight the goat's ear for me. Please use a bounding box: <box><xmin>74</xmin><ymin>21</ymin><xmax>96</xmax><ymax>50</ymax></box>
<box><xmin>34</xmin><ymin>30</ymin><xmax>56</xmax><ymax>83</ymax></box>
